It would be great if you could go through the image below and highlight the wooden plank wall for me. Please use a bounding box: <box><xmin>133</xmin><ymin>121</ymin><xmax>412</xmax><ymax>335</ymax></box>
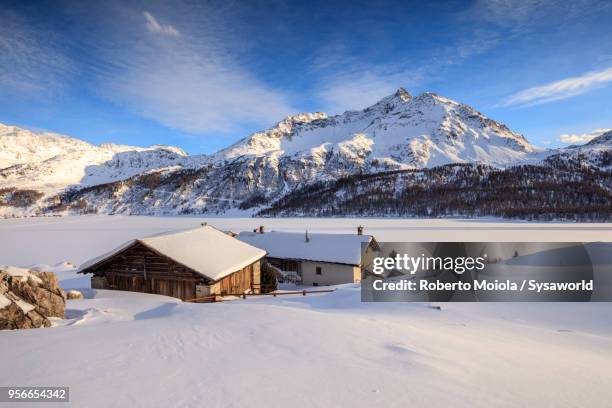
<box><xmin>105</xmin><ymin>274</ymin><xmax>198</xmax><ymax>300</ymax></box>
<box><xmin>87</xmin><ymin>242</ymin><xmax>261</xmax><ymax>300</ymax></box>
<box><xmin>217</xmin><ymin>263</ymin><xmax>253</xmax><ymax>295</ymax></box>
<box><xmin>90</xmin><ymin>242</ymin><xmax>204</xmax><ymax>300</ymax></box>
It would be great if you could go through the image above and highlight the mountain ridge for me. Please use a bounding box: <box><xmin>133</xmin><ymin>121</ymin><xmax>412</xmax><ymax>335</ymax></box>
<box><xmin>0</xmin><ymin>89</ymin><xmax>610</xmax><ymax>219</ymax></box>
<box><xmin>217</xmin><ymin>88</ymin><xmax>541</xmax><ymax>170</ymax></box>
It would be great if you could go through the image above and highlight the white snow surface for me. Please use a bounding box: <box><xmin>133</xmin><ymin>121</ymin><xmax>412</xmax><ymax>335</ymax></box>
<box><xmin>1</xmin><ymin>286</ymin><xmax>612</xmax><ymax>407</ymax></box>
<box><xmin>1</xmin><ymin>216</ymin><xmax>612</xmax><ymax>407</ymax></box>
<box><xmin>79</xmin><ymin>225</ymin><xmax>266</xmax><ymax>281</ymax></box>
<box><xmin>237</xmin><ymin>230</ymin><xmax>372</xmax><ymax>265</ymax></box>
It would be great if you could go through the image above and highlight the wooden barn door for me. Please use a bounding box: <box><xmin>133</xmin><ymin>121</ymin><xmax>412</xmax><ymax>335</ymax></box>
<box><xmin>151</xmin><ymin>278</ymin><xmax>196</xmax><ymax>301</ymax></box>
<box><xmin>107</xmin><ymin>274</ymin><xmax>146</xmax><ymax>293</ymax></box>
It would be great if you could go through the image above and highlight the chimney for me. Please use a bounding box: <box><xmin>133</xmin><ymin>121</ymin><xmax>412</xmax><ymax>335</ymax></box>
<box><xmin>305</xmin><ymin>230</ymin><xmax>310</xmax><ymax>243</ymax></box>
<box><xmin>258</xmin><ymin>225</ymin><xmax>265</xmax><ymax>234</ymax></box>
<box><xmin>357</xmin><ymin>225</ymin><xmax>364</xmax><ymax>235</ymax></box>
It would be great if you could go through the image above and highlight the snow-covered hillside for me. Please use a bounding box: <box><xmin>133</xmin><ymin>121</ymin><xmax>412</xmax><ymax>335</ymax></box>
<box><xmin>2</xmin><ymin>280</ymin><xmax>612</xmax><ymax>408</ymax></box>
<box><xmin>0</xmin><ymin>123</ymin><xmax>199</xmax><ymax>194</ymax></box>
<box><xmin>545</xmin><ymin>129</ymin><xmax>612</xmax><ymax>170</ymax></box>
<box><xmin>2</xmin><ymin>211</ymin><xmax>612</xmax><ymax>408</ymax></box>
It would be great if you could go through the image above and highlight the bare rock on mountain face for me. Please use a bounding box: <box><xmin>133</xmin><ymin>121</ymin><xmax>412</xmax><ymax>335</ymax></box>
<box><xmin>0</xmin><ymin>267</ymin><xmax>66</xmax><ymax>330</ymax></box>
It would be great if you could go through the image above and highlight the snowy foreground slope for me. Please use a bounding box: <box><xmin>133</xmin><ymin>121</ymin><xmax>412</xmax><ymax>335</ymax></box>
<box><xmin>1</xmin><ymin>216</ymin><xmax>612</xmax><ymax>407</ymax></box>
<box><xmin>1</xmin><ymin>286</ymin><xmax>612</xmax><ymax>408</ymax></box>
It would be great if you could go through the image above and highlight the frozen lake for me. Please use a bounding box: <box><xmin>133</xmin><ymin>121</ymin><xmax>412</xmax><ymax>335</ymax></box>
<box><xmin>1</xmin><ymin>215</ymin><xmax>611</xmax><ymax>267</ymax></box>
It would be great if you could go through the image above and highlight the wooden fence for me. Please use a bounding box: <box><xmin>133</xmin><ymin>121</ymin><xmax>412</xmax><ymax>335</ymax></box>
<box><xmin>184</xmin><ymin>288</ymin><xmax>336</xmax><ymax>303</ymax></box>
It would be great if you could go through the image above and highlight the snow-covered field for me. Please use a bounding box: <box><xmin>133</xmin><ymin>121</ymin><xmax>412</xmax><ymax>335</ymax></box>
<box><xmin>1</xmin><ymin>216</ymin><xmax>612</xmax><ymax>407</ymax></box>
<box><xmin>2</xmin><ymin>215</ymin><xmax>612</xmax><ymax>266</ymax></box>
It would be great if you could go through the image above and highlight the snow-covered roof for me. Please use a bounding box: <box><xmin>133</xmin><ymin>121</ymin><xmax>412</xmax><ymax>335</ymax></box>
<box><xmin>236</xmin><ymin>231</ymin><xmax>372</xmax><ymax>266</ymax></box>
<box><xmin>79</xmin><ymin>226</ymin><xmax>266</xmax><ymax>281</ymax></box>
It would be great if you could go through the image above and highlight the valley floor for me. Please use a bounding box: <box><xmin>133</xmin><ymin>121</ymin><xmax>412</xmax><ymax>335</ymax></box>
<box><xmin>1</xmin><ymin>216</ymin><xmax>612</xmax><ymax>407</ymax></box>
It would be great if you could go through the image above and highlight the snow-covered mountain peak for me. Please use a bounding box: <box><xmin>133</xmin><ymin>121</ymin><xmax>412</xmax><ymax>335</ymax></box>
<box><xmin>394</xmin><ymin>87</ymin><xmax>412</xmax><ymax>101</ymax></box>
<box><xmin>364</xmin><ymin>90</ymin><xmax>456</xmax><ymax>116</ymax></box>
<box><xmin>365</xmin><ymin>87</ymin><xmax>413</xmax><ymax>112</ymax></box>
<box><xmin>217</xmin><ymin>112</ymin><xmax>328</xmax><ymax>160</ymax></box>
<box><xmin>216</xmin><ymin>88</ymin><xmax>538</xmax><ymax>169</ymax></box>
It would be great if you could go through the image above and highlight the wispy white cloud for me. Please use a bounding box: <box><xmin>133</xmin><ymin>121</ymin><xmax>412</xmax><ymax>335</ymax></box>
<box><xmin>500</xmin><ymin>67</ymin><xmax>612</xmax><ymax>107</ymax></box>
<box><xmin>100</xmin><ymin>48</ymin><xmax>295</xmax><ymax>134</ymax></box>
<box><xmin>1</xmin><ymin>2</ymin><xmax>296</xmax><ymax>136</ymax></box>
<box><xmin>0</xmin><ymin>9</ymin><xmax>74</xmax><ymax>95</ymax></box>
<box><xmin>143</xmin><ymin>11</ymin><xmax>180</xmax><ymax>37</ymax></box>
<box><xmin>558</xmin><ymin>128</ymin><xmax>611</xmax><ymax>144</ymax></box>
<box><xmin>89</xmin><ymin>4</ymin><xmax>295</xmax><ymax>135</ymax></box>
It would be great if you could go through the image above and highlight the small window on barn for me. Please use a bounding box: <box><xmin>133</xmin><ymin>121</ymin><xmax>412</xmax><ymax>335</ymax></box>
<box><xmin>316</xmin><ymin>266</ymin><xmax>322</xmax><ymax>275</ymax></box>
<box><xmin>313</xmin><ymin>282</ymin><xmax>319</xmax><ymax>286</ymax></box>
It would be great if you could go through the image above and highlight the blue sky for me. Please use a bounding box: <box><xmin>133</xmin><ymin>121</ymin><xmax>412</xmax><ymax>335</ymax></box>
<box><xmin>1</xmin><ymin>0</ymin><xmax>611</xmax><ymax>154</ymax></box>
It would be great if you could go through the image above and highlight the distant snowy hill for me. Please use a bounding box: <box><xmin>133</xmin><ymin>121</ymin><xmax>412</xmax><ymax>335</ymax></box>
<box><xmin>0</xmin><ymin>123</ymin><xmax>200</xmax><ymax>194</ymax></box>
<box><xmin>545</xmin><ymin>129</ymin><xmax>612</xmax><ymax>170</ymax></box>
<box><xmin>0</xmin><ymin>89</ymin><xmax>610</xmax><ymax>219</ymax></box>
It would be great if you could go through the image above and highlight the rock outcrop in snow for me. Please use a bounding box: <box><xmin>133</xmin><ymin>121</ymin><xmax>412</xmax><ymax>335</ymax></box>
<box><xmin>0</xmin><ymin>266</ymin><xmax>66</xmax><ymax>330</ymax></box>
